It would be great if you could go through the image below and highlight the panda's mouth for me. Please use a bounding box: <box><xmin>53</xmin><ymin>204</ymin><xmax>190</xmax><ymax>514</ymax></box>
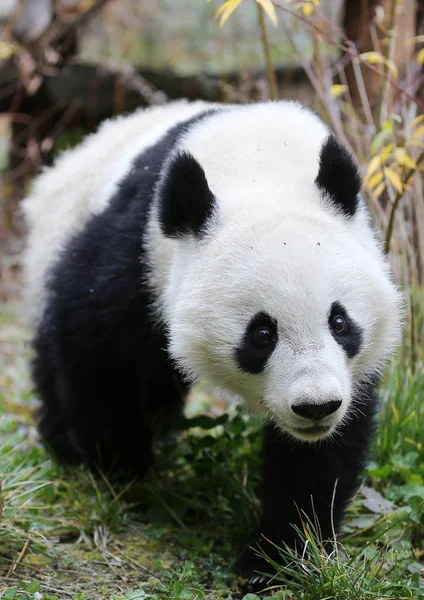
<box><xmin>291</xmin><ymin>425</ymin><xmax>332</xmax><ymax>440</ymax></box>
<box><xmin>294</xmin><ymin>425</ymin><xmax>331</xmax><ymax>434</ymax></box>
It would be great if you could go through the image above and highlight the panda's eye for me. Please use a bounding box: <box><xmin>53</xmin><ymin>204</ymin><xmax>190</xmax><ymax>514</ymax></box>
<box><xmin>253</xmin><ymin>326</ymin><xmax>273</xmax><ymax>345</ymax></box>
<box><xmin>235</xmin><ymin>311</ymin><xmax>278</xmax><ymax>374</ymax></box>
<box><xmin>331</xmin><ymin>315</ymin><xmax>346</xmax><ymax>333</ymax></box>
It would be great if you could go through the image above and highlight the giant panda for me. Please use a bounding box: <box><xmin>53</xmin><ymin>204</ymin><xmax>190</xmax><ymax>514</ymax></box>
<box><xmin>22</xmin><ymin>99</ymin><xmax>402</xmax><ymax>586</ymax></box>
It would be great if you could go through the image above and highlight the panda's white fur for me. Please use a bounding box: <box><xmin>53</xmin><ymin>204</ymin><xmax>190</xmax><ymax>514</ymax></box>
<box><xmin>22</xmin><ymin>99</ymin><xmax>403</xmax><ymax>585</ymax></box>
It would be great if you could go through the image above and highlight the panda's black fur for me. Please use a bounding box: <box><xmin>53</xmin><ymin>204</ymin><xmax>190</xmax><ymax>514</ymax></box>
<box><xmin>25</xmin><ymin>102</ymin><xmax>398</xmax><ymax>588</ymax></box>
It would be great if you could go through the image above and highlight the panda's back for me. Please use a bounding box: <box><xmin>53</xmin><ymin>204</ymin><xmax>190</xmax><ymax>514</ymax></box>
<box><xmin>22</xmin><ymin>100</ymin><xmax>215</xmax><ymax>326</ymax></box>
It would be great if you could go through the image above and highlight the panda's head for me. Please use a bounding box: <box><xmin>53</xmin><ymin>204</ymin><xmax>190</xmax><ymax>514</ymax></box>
<box><xmin>153</xmin><ymin>103</ymin><xmax>403</xmax><ymax>443</ymax></box>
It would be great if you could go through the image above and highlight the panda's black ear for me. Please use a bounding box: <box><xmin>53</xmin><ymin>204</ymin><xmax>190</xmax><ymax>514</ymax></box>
<box><xmin>315</xmin><ymin>134</ymin><xmax>361</xmax><ymax>217</ymax></box>
<box><xmin>158</xmin><ymin>151</ymin><xmax>216</xmax><ymax>239</ymax></box>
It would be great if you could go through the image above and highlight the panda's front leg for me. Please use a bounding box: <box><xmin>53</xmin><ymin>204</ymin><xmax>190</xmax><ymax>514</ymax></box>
<box><xmin>236</xmin><ymin>391</ymin><xmax>378</xmax><ymax>589</ymax></box>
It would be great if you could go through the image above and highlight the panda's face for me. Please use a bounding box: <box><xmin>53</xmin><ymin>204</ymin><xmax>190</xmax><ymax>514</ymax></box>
<box><xmin>166</xmin><ymin>214</ymin><xmax>402</xmax><ymax>443</ymax></box>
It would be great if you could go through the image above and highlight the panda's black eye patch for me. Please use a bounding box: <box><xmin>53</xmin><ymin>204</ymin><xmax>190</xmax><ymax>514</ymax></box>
<box><xmin>235</xmin><ymin>312</ymin><xmax>278</xmax><ymax>374</ymax></box>
<box><xmin>328</xmin><ymin>302</ymin><xmax>362</xmax><ymax>358</ymax></box>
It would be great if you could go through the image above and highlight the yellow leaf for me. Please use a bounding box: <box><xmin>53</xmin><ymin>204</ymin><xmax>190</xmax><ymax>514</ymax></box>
<box><xmin>373</xmin><ymin>182</ymin><xmax>386</xmax><ymax>198</ymax></box>
<box><xmin>79</xmin><ymin>0</ymin><xmax>95</xmax><ymax>10</ymax></box>
<box><xmin>391</xmin><ymin>402</ymin><xmax>400</xmax><ymax>424</ymax></box>
<box><xmin>413</xmin><ymin>125</ymin><xmax>424</xmax><ymax>139</ymax></box>
<box><xmin>407</xmin><ymin>34</ymin><xmax>424</xmax><ymax>45</ymax></box>
<box><xmin>405</xmin><ymin>437</ymin><xmax>419</xmax><ymax>447</ymax></box>
<box><xmin>366</xmin><ymin>155</ymin><xmax>381</xmax><ymax>179</ymax></box>
<box><xmin>384</xmin><ymin>167</ymin><xmax>403</xmax><ymax>193</ymax></box>
<box><xmin>302</xmin><ymin>3</ymin><xmax>314</xmax><ymax>15</ymax></box>
<box><xmin>418</xmin><ymin>48</ymin><xmax>424</xmax><ymax>65</ymax></box>
<box><xmin>411</xmin><ymin>114</ymin><xmax>424</xmax><ymax>129</ymax></box>
<box><xmin>311</xmin><ymin>0</ymin><xmax>320</xmax><ymax>5</ymax></box>
<box><xmin>380</xmin><ymin>143</ymin><xmax>394</xmax><ymax>163</ymax></box>
<box><xmin>215</xmin><ymin>0</ymin><xmax>244</xmax><ymax>26</ymax></box>
<box><xmin>360</xmin><ymin>51</ymin><xmax>383</xmax><ymax>62</ymax></box>
<box><xmin>403</xmin><ymin>155</ymin><xmax>417</xmax><ymax>169</ymax></box>
<box><xmin>256</xmin><ymin>0</ymin><xmax>278</xmax><ymax>25</ymax></box>
<box><xmin>395</xmin><ymin>147</ymin><xmax>406</xmax><ymax>163</ymax></box>
<box><xmin>368</xmin><ymin>171</ymin><xmax>384</xmax><ymax>190</ymax></box>
<box><xmin>0</xmin><ymin>41</ymin><xmax>18</xmax><ymax>60</ymax></box>
<box><xmin>360</xmin><ymin>51</ymin><xmax>398</xmax><ymax>78</ymax></box>
<box><xmin>330</xmin><ymin>84</ymin><xmax>347</xmax><ymax>98</ymax></box>
<box><xmin>395</xmin><ymin>148</ymin><xmax>416</xmax><ymax>169</ymax></box>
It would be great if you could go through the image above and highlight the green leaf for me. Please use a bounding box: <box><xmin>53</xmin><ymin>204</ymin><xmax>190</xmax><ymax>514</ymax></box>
<box><xmin>152</xmin><ymin>558</ymin><xmax>163</xmax><ymax>571</ymax></box>
<box><xmin>371</xmin><ymin>123</ymin><xmax>394</xmax><ymax>154</ymax></box>
<box><xmin>25</xmin><ymin>582</ymin><xmax>41</xmax><ymax>594</ymax></box>
<box><xmin>407</xmin><ymin>495</ymin><xmax>424</xmax><ymax>523</ymax></box>
<box><xmin>391</xmin><ymin>451</ymin><xmax>420</xmax><ymax>470</ymax></box>
<box><xmin>173</xmin><ymin>581</ymin><xmax>183</xmax><ymax>595</ymax></box>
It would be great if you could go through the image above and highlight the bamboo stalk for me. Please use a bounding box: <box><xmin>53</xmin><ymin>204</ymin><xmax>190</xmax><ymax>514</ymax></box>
<box><xmin>257</xmin><ymin>3</ymin><xmax>278</xmax><ymax>100</ymax></box>
<box><xmin>378</xmin><ymin>0</ymin><xmax>398</xmax><ymax>125</ymax></box>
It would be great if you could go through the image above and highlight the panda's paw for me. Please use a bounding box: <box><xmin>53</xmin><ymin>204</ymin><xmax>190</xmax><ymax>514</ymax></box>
<box><xmin>247</xmin><ymin>572</ymin><xmax>269</xmax><ymax>589</ymax></box>
<box><xmin>235</xmin><ymin>546</ymin><xmax>275</xmax><ymax>593</ymax></box>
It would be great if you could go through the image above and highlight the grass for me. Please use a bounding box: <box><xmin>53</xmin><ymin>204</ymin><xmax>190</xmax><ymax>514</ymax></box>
<box><xmin>0</xmin><ymin>295</ymin><xmax>423</xmax><ymax>600</ymax></box>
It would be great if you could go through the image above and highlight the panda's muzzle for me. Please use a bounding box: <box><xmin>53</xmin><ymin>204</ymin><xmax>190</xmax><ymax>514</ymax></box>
<box><xmin>276</xmin><ymin>395</ymin><xmax>343</xmax><ymax>441</ymax></box>
<box><xmin>291</xmin><ymin>399</ymin><xmax>342</xmax><ymax>421</ymax></box>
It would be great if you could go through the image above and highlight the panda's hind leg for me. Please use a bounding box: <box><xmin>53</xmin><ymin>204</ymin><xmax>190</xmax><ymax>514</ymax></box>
<box><xmin>71</xmin><ymin>360</ymin><xmax>186</xmax><ymax>478</ymax></box>
<box><xmin>33</xmin><ymin>324</ymin><xmax>186</xmax><ymax>479</ymax></box>
<box><xmin>61</xmin><ymin>362</ymin><xmax>157</xmax><ymax>478</ymax></box>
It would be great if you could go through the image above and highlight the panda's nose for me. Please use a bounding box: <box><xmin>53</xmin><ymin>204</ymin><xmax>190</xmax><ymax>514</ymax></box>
<box><xmin>291</xmin><ymin>399</ymin><xmax>342</xmax><ymax>420</ymax></box>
